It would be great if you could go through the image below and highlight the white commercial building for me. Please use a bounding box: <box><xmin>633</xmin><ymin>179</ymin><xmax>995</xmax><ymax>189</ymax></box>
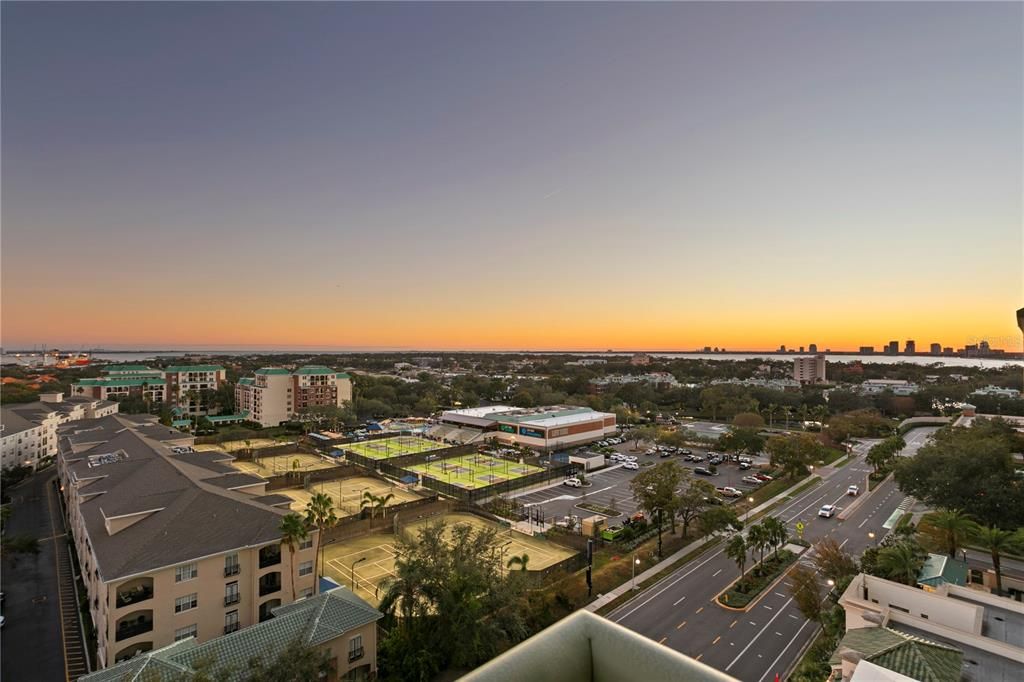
<box><xmin>437</xmin><ymin>406</ymin><xmax>617</xmax><ymax>451</ymax></box>
<box><xmin>971</xmin><ymin>385</ymin><xmax>1021</xmax><ymax>399</ymax></box>
<box><xmin>792</xmin><ymin>354</ymin><xmax>827</xmax><ymax>384</ymax></box>
<box><xmin>1</xmin><ymin>392</ymin><xmax>118</xmax><ymax>470</ymax></box>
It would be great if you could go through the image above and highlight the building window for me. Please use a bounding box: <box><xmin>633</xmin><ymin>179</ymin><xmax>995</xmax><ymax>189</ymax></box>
<box><xmin>224</xmin><ymin>610</ymin><xmax>240</xmax><ymax>634</ymax></box>
<box><xmin>225</xmin><ymin>581</ymin><xmax>240</xmax><ymax>606</ymax></box>
<box><xmin>174</xmin><ymin>624</ymin><xmax>197</xmax><ymax>641</ymax></box>
<box><xmin>300</xmin><ymin>587</ymin><xmax>314</xmax><ymax>599</ymax></box>
<box><xmin>175</xmin><ymin>593</ymin><xmax>198</xmax><ymax>613</ymax></box>
<box><xmin>348</xmin><ymin>634</ymin><xmax>364</xmax><ymax>662</ymax></box>
<box><xmin>299</xmin><ymin>560</ymin><xmax>313</xmax><ymax>577</ymax></box>
<box><xmin>175</xmin><ymin>562</ymin><xmax>197</xmax><ymax>583</ymax></box>
<box><xmin>225</xmin><ymin>553</ymin><xmax>240</xmax><ymax>577</ymax></box>
<box><xmin>299</xmin><ymin>537</ymin><xmax>313</xmax><ymax>551</ymax></box>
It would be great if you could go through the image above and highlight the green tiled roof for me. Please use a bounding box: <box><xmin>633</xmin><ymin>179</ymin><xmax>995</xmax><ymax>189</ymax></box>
<box><xmin>165</xmin><ymin>365</ymin><xmax>225</xmax><ymax>373</ymax></box>
<box><xmin>105</xmin><ymin>364</ymin><xmax>159</xmax><ymax>372</ymax></box>
<box><xmin>254</xmin><ymin>367</ymin><xmax>291</xmax><ymax>376</ymax></box>
<box><xmin>336</xmin><ymin>372</ymin><xmax>351</xmax><ymax>379</ymax></box>
<box><xmin>238</xmin><ymin>377</ymin><xmax>254</xmax><ymax>385</ymax></box>
<box><xmin>172</xmin><ymin>419</ymin><xmax>192</xmax><ymax>428</ymax></box>
<box><xmin>75</xmin><ymin>377</ymin><xmax>164</xmax><ymax>388</ymax></box>
<box><xmin>294</xmin><ymin>365</ymin><xmax>337</xmax><ymax>375</ymax></box>
<box><xmin>831</xmin><ymin>628</ymin><xmax>963</xmax><ymax>682</ymax></box>
<box><xmin>80</xmin><ymin>588</ymin><xmax>382</xmax><ymax>682</ymax></box>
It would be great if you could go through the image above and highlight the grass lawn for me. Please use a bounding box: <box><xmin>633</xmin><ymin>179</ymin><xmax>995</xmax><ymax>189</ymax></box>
<box><xmin>406</xmin><ymin>453</ymin><xmax>543</xmax><ymax>490</ymax></box>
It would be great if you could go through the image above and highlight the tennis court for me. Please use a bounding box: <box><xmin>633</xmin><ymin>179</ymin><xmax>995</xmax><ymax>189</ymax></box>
<box><xmin>321</xmin><ymin>533</ymin><xmax>399</xmax><ymax>606</ymax></box>
<box><xmin>219</xmin><ymin>438</ymin><xmax>286</xmax><ymax>452</ymax></box>
<box><xmin>280</xmin><ymin>476</ymin><xmax>422</xmax><ymax>515</ymax></box>
<box><xmin>405</xmin><ymin>453</ymin><xmax>542</xmax><ymax>490</ymax></box>
<box><xmin>344</xmin><ymin>435</ymin><xmax>444</xmax><ymax>461</ymax></box>
<box><xmin>230</xmin><ymin>452</ymin><xmax>336</xmax><ymax>476</ymax></box>
<box><xmin>402</xmin><ymin>512</ymin><xmax>576</xmax><ymax>571</ymax></box>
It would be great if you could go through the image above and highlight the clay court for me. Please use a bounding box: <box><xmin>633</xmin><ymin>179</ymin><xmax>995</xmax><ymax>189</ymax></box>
<box><xmin>280</xmin><ymin>476</ymin><xmax>423</xmax><ymax>515</ymax></box>
<box><xmin>402</xmin><ymin>512</ymin><xmax>576</xmax><ymax>571</ymax></box>
<box><xmin>344</xmin><ymin>435</ymin><xmax>444</xmax><ymax>461</ymax></box>
<box><xmin>405</xmin><ymin>453</ymin><xmax>543</xmax><ymax>490</ymax></box>
<box><xmin>219</xmin><ymin>438</ymin><xmax>286</xmax><ymax>452</ymax></box>
<box><xmin>230</xmin><ymin>452</ymin><xmax>337</xmax><ymax>476</ymax></box>
<box><xmin>321</xmin><ymin>533</ymin><xmax>399</xmax><ymax>606</ymax></box>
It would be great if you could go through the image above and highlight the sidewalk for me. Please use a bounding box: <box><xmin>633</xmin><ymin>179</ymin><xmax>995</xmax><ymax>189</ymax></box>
<box><xmin>586</xmin><ymin>474</ymin><xmax>822</xmax><ymax>613</ymax></box>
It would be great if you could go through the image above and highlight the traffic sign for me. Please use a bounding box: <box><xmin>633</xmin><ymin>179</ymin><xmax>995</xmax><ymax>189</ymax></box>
<box><xmin>795</xmin><ymin>521</ymin><xmax>805</xmax><ymax>536</ymax></box>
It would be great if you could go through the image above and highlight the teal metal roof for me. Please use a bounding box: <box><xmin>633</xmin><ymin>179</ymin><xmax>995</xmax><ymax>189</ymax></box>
<box><xmin>918</xmin><ymin>554</ymin><xmax>968</xmax><ymax>588</ymax></box>
<box><xmin>207</xmin><ymin>411</ymin><xmax>250</xmax><ymax>423</ymax></box>
<box><xmin>294</xmin><ymin>365</ymin><xmax>337</xmax><ymax>375</ymax></box>
<box><xmin>105</xmin><ymin>365</ymin><xmax>159</xmax><ymax>373</ymax></box>
<box><xmin>80</xmin><ymin>588</ymin><xmax>382</xmax><ymax>682</ymax></box>
<box><xmin>254</xmin><ymin>367</ymin><xmax>291</xmax><ymax>376</ymax></box>
<box><xmin>237</xmin><ymin>377</ymin><xmax>254</xmax><ymax>386</ymax></box>
<box><xmin>165</xmin><ymin>365</ymin><xmax>225</xmax><ymax>373</ymax></box>
<box><xmin>172</xmin><ymin>419</ymin><xmax>192</xmax><ymax>428</ymax></box>
<box><xmin>75</xmin><ymin>377</ymin><xmax>164</xmax><ymax>388</ymax></box>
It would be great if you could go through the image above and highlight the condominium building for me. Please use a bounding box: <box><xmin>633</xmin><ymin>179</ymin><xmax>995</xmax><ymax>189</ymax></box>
<box><xmin>80</xmin><ymin>587</ymin><xmax>381</xmax><ymax>682</ymax></box>
<box><xmin>904</xmin><ymin>340</ymin><xmax>916</xmax><ymax>354</ymax></box>
<box><xmin>72</xmin><ymin>364</ymin><xmax>227</xmax><ymax>414</ymax></box>
<box><xmin>1</xmin><ymin>392</ymin><xmax>118</xmax><ymax>470</ymax></box>
<box><xmin>792</xmin><ymin>354</ymin><xmax>827</xmax><ymax>384</ymax></box>
<box><xmin>57</xmin><ymin>414</ymin><xmax>317</xmax><ymax>668</ymax></box>
<box><xmin>858</xmin><ymin>379</ymin><xmax>920</xmax><ymax>396</ymax></box>
<box><xmin>235</xmin><ymin>366</ymin><xmax>353</xmax><ymax>427</ymax></box>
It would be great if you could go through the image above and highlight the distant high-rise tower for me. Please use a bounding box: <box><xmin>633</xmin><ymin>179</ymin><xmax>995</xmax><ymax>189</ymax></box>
<box><xmin>1017</xmin><ymin>307</ymin><xmax>1024</xmax><ymax>335</ymax></box>
<box><xmin>885</xmin><ymin>341</ymin><xmax>899</xmax><ymax>355</ymax></box>
<box><xmin>793</xmin><ymin>355</ymin><xmax>827</xmax><ymax>384</ymax></box>
<box><xmin>905</xmin><ymin>340</ymin><xmax>916</xmax><ymax>354</ymax></box>
<box><xmin>808</xmin><ymin>344</ymin><xmax>818</xmax><ymax>354</ymax></box>
<box><xmin>929</xmin><ymin>343</ymin><xmax>941</xmax><ymax>354</ymax></box>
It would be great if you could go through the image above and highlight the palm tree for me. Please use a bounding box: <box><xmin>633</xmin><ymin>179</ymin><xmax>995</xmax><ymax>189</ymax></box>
<box><xmin>876</xmin><ymin>543</ymin><xmax>924</xmax><ymax>586</ymax></box>
<box><xmin>304</xmin><ymin>493</ymin><xmax>337</xmax><ymax>588</ymax></box>
<box><xmin>748</xmin><ymin>524</ymin><xmax>770</xmax><ymax>570</ymax></box>
<box><xmin>279</xmin><ymin>513</ymin><xmax>309</xmax><ymax>602</ymax></box>
<box><xmin>506</xmin><ymin>553</ymin><xmax>530</xmax><ymax>572</ymax></box>
<box><xmin>765</xmin><ymin>403</ymin><xmax>777</xmax><ymax>428</ymax></box>
<box><xmin>726</xmin><ymin>534</ymin><xmax>748</xmax><ymax>586</ymax></box>
<box><xmin>796</xmin><ymin>404</ymin><xmax>809</xmax><ymax>428</ymax></box>
<box><xmin>919</xmin><ymin>509</ymin><xmax>977</xmax><ymax>558</ymax></box>
<box><xmin>971</xmin><ymin>526</ymin><xmax>1018</xmax><ymax>596</ymax></box>
<box><xmin>763</xmin><ymin>516</ymin><xmax>788</xmax><ymax>560</ymax></box>
<box><xmin>375</xmin><ymin>492</ymin><xmax>396</xmax><ymax>522</ymax></box>
<box><xmin>361</xmin><ymin>492</ymin><xmax>380</xmax><ymax>528</ymax></box>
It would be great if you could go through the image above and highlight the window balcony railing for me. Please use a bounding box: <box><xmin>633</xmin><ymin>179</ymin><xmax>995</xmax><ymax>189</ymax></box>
<box><xmin>116</xmin><ymin>585</ymin><xmax>153</xmax><ymax>609</ymax></box>
<box><xmin>224</xmin><ymin>622</ymin><xmax>241</xmax><ymax>635</ymax></box>
<box><xmin>224</xmin><ymin>593</ymin><xmax>241</xmax><ymax>606</ymax></box>
<box><xmin>259</xmin><ymin>580</ymin><xmax>282</xmax><ymax>597</ymax></box>
<box><xmin>258</xmin><ymin>551</ymin><xmax>281</xmax><ymax>569</ymax></box>
<box><xmin>348</xmin><ymin>646</ymin><xmax>365</xmax><ymax>663</ymax></box>
<box><xmin>115</xmin><ymin>620</ymin><xmax>154</xmax><ymax>641</ymax></box>
<box><xmin>224</xmin><ymin>564</ymin><xmax>240</xmax><ymax>577</ymax></box>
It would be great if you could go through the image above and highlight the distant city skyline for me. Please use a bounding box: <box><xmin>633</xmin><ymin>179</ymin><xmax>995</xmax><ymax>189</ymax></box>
<box><xmin>2</xmin><ymin>2</ymin><xmax>1021</xmax><ymax>351</ymax></box>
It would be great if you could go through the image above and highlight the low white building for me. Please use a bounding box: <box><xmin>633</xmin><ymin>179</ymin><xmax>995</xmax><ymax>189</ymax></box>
<box><xmin>1</xmin><ymin>392</ymin><xmax>118</xmax><ymax>470</ymax></box>
<box><xmin>858</xmin><ymin>379</ymin><xmax>919</xmax><ymax>396</ymax></box>
<box><xmin>971</xmin><ymin>385</ymin><xmax>1021</xmax><ymax>399</ymax></box>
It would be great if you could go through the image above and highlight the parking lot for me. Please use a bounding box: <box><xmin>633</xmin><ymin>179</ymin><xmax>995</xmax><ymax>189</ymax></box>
<box><xmin>512</xmin><ymin>440</ymin><xmax>773</xmax><ymax>524</ymax></box>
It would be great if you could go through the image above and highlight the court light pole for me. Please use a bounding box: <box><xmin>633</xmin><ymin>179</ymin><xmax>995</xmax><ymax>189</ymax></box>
<box><xmin>350</xmin><ymin>556</ymin><xmax>368</xmax><ymax>591</ymax></box>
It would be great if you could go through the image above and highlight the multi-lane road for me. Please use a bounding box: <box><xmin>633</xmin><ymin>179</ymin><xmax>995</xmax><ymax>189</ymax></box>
<box><xmin>603</xmin><ymin>432</ymin><xmax>936</xmax><ymax>682</ymax></box>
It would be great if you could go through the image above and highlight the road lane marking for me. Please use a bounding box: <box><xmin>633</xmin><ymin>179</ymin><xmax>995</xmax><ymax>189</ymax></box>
<box><xmin>749</xmin><ymin>621</ymin><xmax>757</xmax><ymax>626</ymax></box>
<box><xmin>788</xmin><ymin>614</ymin><xmax>799</xmax><ymax>619</ymax></box>
<box><xmin>713</xmin><ymin>636</ymin><xmax>721</xmax><ymax>644</ymax></box>
<box><xmin>696</xmin><ymin>606</ymin><xmax>704</xmax><ymax>614</ymax></box>
<box><xmin>696</xmin><ymin>654</ymin><xmax>703</xmax><ymax>662</ymax></box>
<box><xmin>673</xmin><ymin>595</ymin><xmax>687</xmax><ymax>606</ymax></box>
<box><xmin>725</xmin><ymin>594</ymin><xmax>797</xmax><ymax>671</ymax></box>
<box><xmin>858</xmin><ymin>518</ymin><xmax>868</xmax><ymax>528</ymax></box>
<box><xmin>774</xmin><ymin>592</ymin><xmax>787</xmax><ymax>598</ymax></box>
<box><xmin>678</xmin><ymin>621</ymin><xmax>687</xmax><ymax>630</ymax></box>
<box><xmin>712</xmin><ymin>568</ymin><xmax>722</xmax><ymax>577</ymax></box>
<box><xmin>763</xmin><ymin>605</ymin><xmax>773</xmax><ymax>610</ymax></box>
<box><xmin>659</xmin><ymin>637</ymin><xmax>667</xmax><ymax>644</ymax></box>
<box><xmin>775</xmin><ymin>631</ymin><xmax>783</xmax><ymax>636</ymax></box>
<box><xmin>610</xmin><ymin>547</ymin><xmax>726</xmax><ymax>622</ymax></box>
<box><xmin>729</xmin><ymin>619</ymin><xmax>737</xmax><ymax>629</ymax></box>
<box><xmin>757</xmin><ymin>616</ymin><xmax>815</xmax><ymax>682</ymax></box>
<box><xmin>839</xmin><ymin>538</ymin><xmax>849</xmax><ymax>549</ymax></box>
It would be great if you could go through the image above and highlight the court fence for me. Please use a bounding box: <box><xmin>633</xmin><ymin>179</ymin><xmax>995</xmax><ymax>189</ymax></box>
<box><xmin>263</xmin><ymin>463</ymin><xmax>366</xmax><ymax>492</ymax></box>
<box><xmin>321</xmin><ymin>495</ymin><xmax>448</xmax><ymax>543</ymax></box>
<box><xmin>328</xmin><ymin>442</ymin><xmax>478</xmax><ymax>470</ymax></box>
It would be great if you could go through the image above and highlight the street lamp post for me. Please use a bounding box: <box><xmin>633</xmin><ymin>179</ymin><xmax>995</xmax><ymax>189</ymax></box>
<box><xmin>632</xmin><ymin>554</ymin><xmax>641</xmax><ymax>590</ymax></box>
<box><xmin>745</xmin><ymin>496</ymin><xmax>755</xmax><ymax>523</ymax></box>
<box><xmin>868</xmin><ymin>531</ymin><xmax>877</xmax><ymax>546</ymax></box>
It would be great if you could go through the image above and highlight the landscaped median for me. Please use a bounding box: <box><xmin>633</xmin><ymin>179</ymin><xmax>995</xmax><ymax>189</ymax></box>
<box><xmin>716</xmin><ymin>547</ymin><xmax>801</xmax><ymax>610</ymax></box>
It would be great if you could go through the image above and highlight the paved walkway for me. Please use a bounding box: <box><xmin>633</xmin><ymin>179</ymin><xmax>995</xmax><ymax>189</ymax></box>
<box><xmin>586</xmin><ymin>475</ymin><xmax>822</xmax><ymax>612</ymax></box>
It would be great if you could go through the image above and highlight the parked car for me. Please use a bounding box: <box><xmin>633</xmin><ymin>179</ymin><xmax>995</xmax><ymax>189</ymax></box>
<box><xmin>622</xmin><ymin>455</ymin><xmax>638</xmax><ymax>462</ymax></box>
<box><xmin>644</xmin><ymin>449</ymin><xmax>656</xmax><ymax>456</ymax></box>
<box><xmin>716</xmin><ymin>486</ymin><xmax>743</xmax><ymax>498</ymax></box>
<box><xmin>564</xmin><ymin>478</ymin><xmax>583</xmax><ymax>488</ymax></box>
<box><xmin>741</xmin><ymin>475</ymin><xmax>763</xmax><ymax>485</ymax></box>
<box><xmin>659</xmin><ymin>450</ymin><xmax>673</xmax><ymax>458</ymax></box>
<box><xmin>690</xmin><ymin>454</ymin><xmax>706</xmax><ymax>462</ymax></box>
<box><xmin>818</xmin><ymin>504</ymin><xmax>837</xmax><ymax>518</ymax></box>
<box><xmin>738</xmin><ymin>462</ymin><xmax>751</xmax><ymax>470</ymax></box>
<box><xmin>737</xmin><ymin>456</ymin><xmax>753</xmax><ymax>464</ymax></box>
<box><xmin>694</xmin><ymin>467</ymin><xmax>717</xmax><ymax>476</ymax></box>
<box><xmin>609</xmin><ymin>453</ymin><xmax>624</xmax><ymax>462</ymax></box>
<box><xmin>702</xmin><ymin>495</ymin><xmax>724</xmax><ymax>506</ymax></box>
<box><xmin>754</xmin><ymin>473</ymin><xmax>773</xmax><ymax>481</ymax></box>
<box><xmin>680</xmin><ymin>449</ymin><xmax>693</xmax><ymax>456</ymax></box>
<box><xmin>623</xmin><ymin>461</ymin><xmax>639</xmax><ymax>470</ymax></box>
<box><xmin>847</xmin><ymin>485</ymin><xmax>860</xmax><ymax>496</ymax></box>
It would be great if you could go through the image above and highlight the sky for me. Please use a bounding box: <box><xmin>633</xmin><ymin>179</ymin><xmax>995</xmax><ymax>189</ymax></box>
<box><xmin>2</xmin><ymin>2</ymin><xmax>1022</xmax><ymax>352</ymax></box>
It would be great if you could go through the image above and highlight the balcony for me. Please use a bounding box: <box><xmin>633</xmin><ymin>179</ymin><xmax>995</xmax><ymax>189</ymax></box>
<box><xmin>224</xmin><ymin>593</ymin><xmax>241</xmax><ymax>606</ymax></box>
<box><xmin>224</xmin><ymin>564</ymin><xmax>240</xmax><ymax>577</ymax></box>
<box><xmin>258</xmin><ymin>573</ymin><xmax>282</xmax><ymax>597</ymax></box>
<box><xmin>115</xmin><ymin>611</ymin><xmax>154</xmax><ymax>642</ymax></box>
<box><xmin>224</xmin><ymin>622</ymin><xmax>240</xmax><ymax>635</ymax></box>
<box><xmin>348</xmin><ymin>646</ymin><xmax>365</xmax><ymax>663</ymax></box>
<box><xmin>115</xmin><ymin>579</ymin><xmax>153</xmax><ymax>609</ymax></box>
<box><xmin>258</xmin><ymin>546</ymin><xmax>281</xmax><ymax>569</ymax></box>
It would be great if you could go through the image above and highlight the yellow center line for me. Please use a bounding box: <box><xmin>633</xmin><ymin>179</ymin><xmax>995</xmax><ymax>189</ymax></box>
<box><xmin>713</xmin><ymin>635</ymin><xmax>722</xmax><ymax>645</ymax></box>
<box><xmin>729</xmin><ymin>619</ymin><xmax>738</xmax><ymax>629</ymax></box>
<box><xmin>696</xmin><ymin>606</ymin><xmax>704</xmax><ymax>614</ymax></box>
<box><xmin>677</xmin><ymin>620</ymin><xmax>687</xmax><ymax>630</ymax></box>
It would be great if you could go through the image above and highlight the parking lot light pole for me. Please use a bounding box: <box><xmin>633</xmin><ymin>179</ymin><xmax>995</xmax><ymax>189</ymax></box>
<box><xmin>745</xmin><ymin>497</ymin><xmax>755</xmax><ymax>523</ymax></box>
<box><xmin>350</xmin><ymin>556</ymin><xmax>368</xmax><ymax>591</ymax></box>
<box><xmin>868</xmin><ymin>531</ymin><xmax>877</xmax><ymax>546</ymax></box>
<box><xmin>632</xmin><ymin>554</ymin><xmax>641</xmax><ymax>590</ymax></box>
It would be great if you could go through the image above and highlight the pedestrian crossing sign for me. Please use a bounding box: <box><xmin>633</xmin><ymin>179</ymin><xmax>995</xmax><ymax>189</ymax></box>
<box><xmin>796</xmin><ymin>521</ymin><xmax>805</xmax><ymax>536</ymax></box>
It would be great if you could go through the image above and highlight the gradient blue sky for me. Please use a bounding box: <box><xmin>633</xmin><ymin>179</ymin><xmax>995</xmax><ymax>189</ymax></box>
<box><xmin>2</xmin><ymin>2</ymin><xmax>1021</xmax><ymax>350</ymax></box>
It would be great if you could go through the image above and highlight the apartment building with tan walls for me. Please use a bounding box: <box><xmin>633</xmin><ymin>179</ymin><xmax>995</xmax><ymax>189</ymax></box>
<box><xmin>236</xmin><ymin>366</ymin><xmax>353</xmax><ymax>427</ymax></box>
<box><xmin>57</xmin><ymin>414</ymin><xmax>317</xmax><ymax>669</ymax></box>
